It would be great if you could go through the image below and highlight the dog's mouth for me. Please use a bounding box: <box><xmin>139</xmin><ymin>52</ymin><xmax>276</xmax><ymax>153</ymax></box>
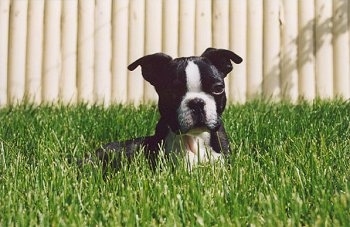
<box><xmin>176</xmin><ymin>111</ymin><xmax>219</xmax><ymax>134</ymax></box>
<box><xmin>186</xmin><ymin>126</ymin><xmax>209</xmax><ymax>135</ymax></box>
<box><xmin>172</xmin><ymin>121</ymin><xmax>220</xmax><ymax>136</ymax></box>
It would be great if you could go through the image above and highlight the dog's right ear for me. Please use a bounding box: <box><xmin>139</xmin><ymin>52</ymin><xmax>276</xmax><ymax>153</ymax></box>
<box><xmin>128</xmin><ymin>53</ymin><xmax>172</xmax><ymax>86</ymax></box>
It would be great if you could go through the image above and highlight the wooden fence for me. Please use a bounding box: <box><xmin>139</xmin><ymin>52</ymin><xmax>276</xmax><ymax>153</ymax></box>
<box><xmin>0</xmin><ymin>0</ymin><xmax>349</xmax><ymax>106</ymax></box>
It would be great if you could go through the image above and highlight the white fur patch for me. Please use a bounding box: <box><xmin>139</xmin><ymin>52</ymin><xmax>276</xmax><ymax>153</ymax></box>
<box><xmin>164</xmin><ymin>131</ymin><xmax>223</xmax><ymax>170</ymax></box>
<box><xmin>177</xmin><ymin>92</ymin><xmax>218</xmax><ymax>132</ymax></box>
<box><xmin>185</xmin><ymin>61</ymin><xmax>201</xmax><ymax>92</ymax></box>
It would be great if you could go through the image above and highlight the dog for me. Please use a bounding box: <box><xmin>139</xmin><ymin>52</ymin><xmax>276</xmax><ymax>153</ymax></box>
<box><xmin>92</xmin><ymin>48</ymin><xmax>242</xmax><ymax>170</ymax></box>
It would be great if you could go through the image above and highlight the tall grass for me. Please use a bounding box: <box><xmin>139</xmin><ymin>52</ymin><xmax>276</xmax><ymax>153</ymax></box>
<box><xmin>0</xmin><ymin>100</ymin><xmax>349</xmax><ymax>226</ymax></box>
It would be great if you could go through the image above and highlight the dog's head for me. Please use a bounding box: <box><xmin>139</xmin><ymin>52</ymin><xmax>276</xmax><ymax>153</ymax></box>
<box><xmin>128</xmin><ymin>48</ymin><xmax>242</xmax><ymax>135</ymax></box>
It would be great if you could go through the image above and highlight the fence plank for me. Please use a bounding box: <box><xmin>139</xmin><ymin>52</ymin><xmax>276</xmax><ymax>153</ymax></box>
<box><xmin>8</xmin><ymin>0</ymin><xmax>28</xmax><ymax>103</ymax></box>
<box><xmin>333</xmin><ymin>0</ymin><xmax>349</xmax><ymax>98</ymax></box>
<box><xmin>42</xmin><ymin>0</ymin><xmax>61</xmax><ymax>103</ymax></box>
<box><xmin>94</xmin><ymin>0</ymin><xmax>112</xmax><ymax>106</ymax></box>
<box><xmin>315</xmin><ymin>0</ymin><xmax>333</xmax><ymax>98</ymax></box>
<box><xmin>229</xmin><ymin>0</ymin><xmax>247</xmax><ymax>103</ymax></box>
<box><xmin>112</xmin><ymin>0</ymin><xmax>129</xmax><ymax>103</ymax></box>
<box><xmin>144</xmin><ymin>0</ymin><xmax>162</xmax><ymax>102</ymax></box>
<box><xmin>26</xmin><ymin>0</ymin><xmax>44</xmax><ymax>104</ymax></box>
<box><xmin>61</xmin><ymin>0</ymin><xmax>78</xmax><ymax>104</ymax></box>
<box><xmin>281</xmin><ymin>0</ymin><xmax>298</xmax><ymax>102</ymax></box>
<box><xmin>195</xmin><ymin>0</ymin><xmax>212</xmax><ymax>55</ymax></box>
<box><xmin>162</xmin><ymin>0</ymin><xmax>179</xmax><ymax>57</ymax></box>
<box><xmin>298</xmin><ymin>0</ymin><xmax>315</xmax><ymax>101</ymax></box>
<box><xmin>77</xmin><ymin>0</ymin><xmax>94</xmax><ymax>103</ymax></box>
<box><xmin>246</xmin><ymin>0</ymin><xmax>263</xmax><ymax>99</ymax></box>
<box><xmin>263</xmin><ymin>0</ymin><xmax>281</xmax><ymax>100</ymax></box>
<box><xmin>179</xmin><ymin>0</ymin><xmax>195</xmax><ymax>56</ymax></box>
<box><xmin>128</xmin><ymin>0</ymin><xmax>145</xmax><ymax>104</ymax></box>
<box><xmin>0</xmin><ymin>0</ymin><xmax>10</xmax><ymax>106</ymax></box>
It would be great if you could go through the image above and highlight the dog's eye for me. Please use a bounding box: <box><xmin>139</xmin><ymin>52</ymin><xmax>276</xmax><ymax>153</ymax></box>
<box><xmin>211</xmin><ymin>83</ymin><xmax>225</xmax><ymax>95</ymax></box>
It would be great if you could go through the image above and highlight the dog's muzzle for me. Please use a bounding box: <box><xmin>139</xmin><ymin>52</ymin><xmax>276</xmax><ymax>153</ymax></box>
<box><xmin>177</xmin><ymin>93</ymin><xmax>219</xmax><ymax>134</ymax></box>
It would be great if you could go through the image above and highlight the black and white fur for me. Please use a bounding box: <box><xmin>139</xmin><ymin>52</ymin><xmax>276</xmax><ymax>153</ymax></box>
<box><xmin>93</xmin><ymin>48</ymin><xmax>242</xmax><ymax>170</ymax></box>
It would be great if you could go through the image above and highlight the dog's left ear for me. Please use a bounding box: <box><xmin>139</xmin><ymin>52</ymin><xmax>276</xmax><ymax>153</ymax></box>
<box><xmin>128</xmin><ymin>53</ymin><xmax>173</xmax><ymax>86</ymax></box>
<box><xmin>201</xmin><ymin>48</ymin><xmax>243</xmax><ymax>76</ymax></box>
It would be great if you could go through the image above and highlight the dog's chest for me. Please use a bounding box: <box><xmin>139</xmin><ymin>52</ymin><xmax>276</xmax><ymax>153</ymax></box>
<box><xmin>164</xmin><ymin>131</ymin><xmax>222</xmax><ymax>167</ymax></box>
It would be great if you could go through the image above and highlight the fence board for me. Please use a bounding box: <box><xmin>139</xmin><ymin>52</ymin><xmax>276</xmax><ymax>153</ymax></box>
<box><xmin>77</xmin><ymin>0</ymin><xmax>94</xmax><ymax>103</ymax></box>
<box><xmin>94</xmin><ymin>0</ymin><xmax>112</xmax><ymax>106</ymax></box>
<box><xmin>8</xmin><ymin>0</ymin><xmax>28</xmax><ymax>103</ymax></box>
<box><xmin>112</xmin><ymin>0</ymin><xmax>129</xmax><ymax>103</ymax></box>
<box><xmin>229</xmin><ymin>0</ymin><xmax>247</xmax><ymax>103</ymax></box>
<box><xmin>61</xmin><ymin>0</ymin><xmax>78</xmax><ymax>104</ymax></box>
<box><xmin>42</xmin><ymin>0</ymin><xmax>61</xmax><ymax>103</ymax></box>
<box><xmin>128</xmin><ymin>0</ymin><xmax>145</xmax><ymax>104</ymax></box>
<box><xmin>281</xmin><ymin>0</ymin><xmax>298</xmax><ymax>102</ymax></box>
<box><xmin>263</xmin><ymin>0</ymin><xmax>281</xmax><ymax>100</ymax></box>
<box><xmin>195</xmin><ymin>0</ymin><xmax>212</xmax><ymax>55</ymax></box>
<box><xmin>26</xmin><ymin>0</ymin><xmax>44</xmax><ymax>104</ymax></box>
<box><xmin>315</xmin><ymin>0</ymin><xmax>333</xmax><ymax>98</ymax></box>
<box><xmin>333</xmin><ymin>0</ymin><xmax>350</xmax><ymax>98</ymax></box>
<box><xmin>162</xmin><ymin>0</ymin><xmax>179</xmax><ymax>57</ymax></box>
<box><xmin>246</xmin><ymin>0</ymin><xmax>263</xmax><ymax>100</ymax></box>
<box><xmin>0</xmin><ymin>0</ymin><xmax>10</xmax><ymax>106</ymax></box>
<box><xmin>179</xmin><ymin>0</ymin><xmax>195</xmax><ymax>56</ymax></box>
<box><xmin>298</xmin><ymin>0</ymin><xmax>316</xmax><ymax>100</ymax></box>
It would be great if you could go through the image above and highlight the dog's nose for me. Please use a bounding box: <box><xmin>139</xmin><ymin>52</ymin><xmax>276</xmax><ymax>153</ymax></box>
<box><xmin>187</xmin><ymin>98</ymin><xmax>205</xmax><ymax>111</ymax></box>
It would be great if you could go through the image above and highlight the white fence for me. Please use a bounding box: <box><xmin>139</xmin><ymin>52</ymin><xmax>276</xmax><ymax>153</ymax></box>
<box><xmin>0</xmin><ymin>0</ymin><xmax>349</xmax><ymax>106</ymax></box>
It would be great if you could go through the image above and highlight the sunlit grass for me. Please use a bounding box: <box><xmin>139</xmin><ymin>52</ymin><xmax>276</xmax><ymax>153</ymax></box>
<box><xmin>0</xmin><ymin>100</ymin><xmax>349</xmax><ymax>225</ymax></box>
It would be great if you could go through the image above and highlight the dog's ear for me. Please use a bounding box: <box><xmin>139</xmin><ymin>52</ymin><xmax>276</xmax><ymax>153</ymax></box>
<box><xmin>201</xmin><ymin>48</ymin><xmax>243</xmax><ymax>76</ymax></box>
<box><xmin>128</xmin><ymin>53</ymin><xmax>172</xmax><ymax>86</ymax></box>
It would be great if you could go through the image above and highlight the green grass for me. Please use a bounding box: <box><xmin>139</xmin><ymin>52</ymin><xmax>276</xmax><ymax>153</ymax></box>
<box><xmin>0</xmin><ymin>100</ymin><xmax>349</xmax><ymax>226</ymax></box>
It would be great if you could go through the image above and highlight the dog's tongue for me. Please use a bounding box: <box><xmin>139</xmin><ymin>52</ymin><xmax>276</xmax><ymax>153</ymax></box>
<box><xmin>183</xmin><ymin>135</ymin><xmax>198</xmax><ymax>154</ymax></box>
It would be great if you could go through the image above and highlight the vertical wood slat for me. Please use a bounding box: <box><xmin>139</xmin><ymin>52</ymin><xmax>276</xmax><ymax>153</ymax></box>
<box><xmin>128</xmin><ymin>0</ymin><xmax>145</xmax><ymax>104</ymax></box>
<box><xmin>112</xmin><ymin>0</ymin><xmax>129</xmax><ymax>103</ymax></box>
<box><xmin>42</xmin><ymin>0</ymin><xmax>61</xmax><ymax>103</ymax></box>
<box><xmin>26</xmin><ymin>0</ymin><xmax>44</xmax><ymax>104</ymax></box>
<box><xmin>229</xmin><ymin>0</ymin><xmax>247</xmax><ymax>103</ymax></box>
<box><xmin>144</xmin><ymin>0</ymin><xmax>162</xmax><ymax>102</ymax></box>
<box><xmin>178</xmin><ymin>0</ymin><xmax>195</xmax><ymax>56</ymax></box>
<box><xmin>246</xmin><ymin>0</ymin><xmax>263</xmax><ymax>100</ymax></box>
<box><xmin>61</xmin><ymin>0</ymin><xmax>78</xmax><ymax>104</ymax></box>
<box><xmin>94</xmin><ymin>0</ymin><xmax>112</xmax><ymax>106</ymax></box>
<box><xmin>298</xmin><ymin>0</ymin><xmax>316</xmax><ymax>101</ymax></box>
<box><xmin>8</xmin><ymin>0</ymin><xmax>28</xmax><ymax>103</ymax></box>
<box><xmin>195</xmin><ymin>0</ymin><xmax>212</xmax><ymax>55</ymax></box>
<box><xmin>333</xmin><ymin>0</ymin><xmax>349</xmax><ymax>98</ymax></box>
<box><xmin>0</xmin><ymin>0</ymin><xmax>10</xmax><ymax>106</ymax></box>
<box><xmin>263</xmin><ymin>0</ymin><xmax>281</xmax><ymax>100</ymax></box>
<box><xmin>281</xmin><ymin>0</ymin><xmax>298</xmax><ymax>102</ymax></box>
<box><xmin>315</xmin><ymin>0</ymin><xmax>333</xmax><ymax>98</ymax></box>
<box><xmin>162</xmin><ymin>0</ymin><xmax>179</xmax><ymax>57</ymax></box>
<box><xmin>77</xmin><ymin>0</ymin><xmax>94</xmax><ymax>103</ymax></box>
<box><xmin>212</xmin><ymin>0</ymin><xmax>229</xmax><ymax>48</ymax></box>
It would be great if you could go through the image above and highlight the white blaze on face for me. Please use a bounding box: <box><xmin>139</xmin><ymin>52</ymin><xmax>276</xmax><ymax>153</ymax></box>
<box><xmin>185</xmin><ymin>61</ymin><xmax>202</xmax><ymax>92</ymax></box>
<box><xmin>177</xmin><ymin>60</ymin><xmax>218</xmax><ymax>132</ymax></box>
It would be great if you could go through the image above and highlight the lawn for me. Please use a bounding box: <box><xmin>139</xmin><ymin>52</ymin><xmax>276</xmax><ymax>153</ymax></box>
<box><xmin>0</xmin><ymin>100</ymin><xmax>349</xmax><ymax>226</ymax></box>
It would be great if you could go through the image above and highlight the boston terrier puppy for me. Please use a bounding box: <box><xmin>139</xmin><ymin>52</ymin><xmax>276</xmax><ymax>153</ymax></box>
<box><xmin>93</xmin><ymin>48</ymin><xmax>242</xmax><ymax>170</ymax></box>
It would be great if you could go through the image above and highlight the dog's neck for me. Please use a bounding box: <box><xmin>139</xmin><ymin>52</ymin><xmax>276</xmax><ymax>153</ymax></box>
<box><xmin>163</xmin><ymin>129</ymin><xmax>222</xmax><ymax>168</ymax></box>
